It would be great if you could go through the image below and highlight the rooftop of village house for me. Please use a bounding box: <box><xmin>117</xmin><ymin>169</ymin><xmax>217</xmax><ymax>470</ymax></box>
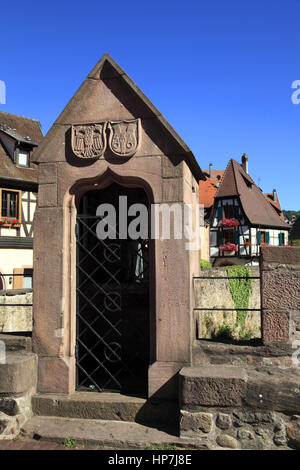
<box><xmin>0</xmin><ymin>111</ymin><xmax>43</xmax><ymax>183</ymax></box>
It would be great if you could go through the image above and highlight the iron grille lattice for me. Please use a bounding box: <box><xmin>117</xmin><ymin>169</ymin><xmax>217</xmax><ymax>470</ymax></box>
<box><xmin>76</xmin><ymin>214</ymin><xmax>149</xmax><ymax>394</ymax></box>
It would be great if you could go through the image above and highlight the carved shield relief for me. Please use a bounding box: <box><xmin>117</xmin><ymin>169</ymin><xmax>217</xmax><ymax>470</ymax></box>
<box><xmin>108</xmin><ymin>119</ymin><xmax>140</xmax><ymax>157</ymax></box>
<box><xmin>71</xmin><ymin>123</ymin><xmax>107</xmax><ymax>158</ymax></box>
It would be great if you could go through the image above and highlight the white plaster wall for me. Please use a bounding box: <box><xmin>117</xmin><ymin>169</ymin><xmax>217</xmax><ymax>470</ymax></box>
<box><xmin>0</xmin><ymin>249</ymin><xmax>33</xmax><ymax>289</ymax></box>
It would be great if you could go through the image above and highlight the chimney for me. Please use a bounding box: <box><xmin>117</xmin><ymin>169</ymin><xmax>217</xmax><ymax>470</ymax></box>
<box><xmin>242</xmin><ymin>153</ymin><xmax>248</xmax><ymax>174</ymax></box>
<box><xmin>209</xmin><ymin>163</ymin><xmax>213</xmax><ymax>178</ymax></box>
<box><xmin>273</xmin><ymin>189</ymin><xmax>277</xmax><ymax>202</ymax></box>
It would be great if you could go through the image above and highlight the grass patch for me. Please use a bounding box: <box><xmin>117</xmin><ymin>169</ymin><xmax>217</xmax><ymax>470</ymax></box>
<box><xmin>63</xmin><ymin>439</ymin><xmax>77</xmax><ymax>448</ymax></box>
<box><xmin>147</xmin><ymin>444</ymin><xmax>197</xmax><ymax>450</ymax></box>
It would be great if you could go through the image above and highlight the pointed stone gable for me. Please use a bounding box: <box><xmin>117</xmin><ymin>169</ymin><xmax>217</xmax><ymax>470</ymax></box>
<box><xmin>33</xmin><ymin>54</ymin><xmax>203</xmax><ymax>182</ymax></box>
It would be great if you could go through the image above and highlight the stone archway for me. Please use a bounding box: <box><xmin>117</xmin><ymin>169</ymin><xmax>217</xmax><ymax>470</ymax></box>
<box><xmin>74</xmin><ymin>180</ymin><xmax>153</xmax><ymax>395</ymax></box>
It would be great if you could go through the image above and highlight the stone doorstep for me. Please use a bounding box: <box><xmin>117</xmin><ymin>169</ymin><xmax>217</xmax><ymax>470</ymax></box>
<box><xmin>20</xmin><ymin>416</ymin><xmax>208</xmax><ymax>450</ymax></box>
<box><xmin>32</xmin><ymin>392</ymin><xmax>179</xmax><ymax>426</ymax></box>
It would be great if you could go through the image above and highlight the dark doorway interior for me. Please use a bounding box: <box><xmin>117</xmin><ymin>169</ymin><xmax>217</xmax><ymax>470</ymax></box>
<box><xmin>76</xmin><ymin>183</ymin><xmax>150</xmax><ymax>395</ymax></box>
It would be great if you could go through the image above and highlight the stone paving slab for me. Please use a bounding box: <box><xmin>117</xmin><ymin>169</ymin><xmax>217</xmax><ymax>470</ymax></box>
<box><xmin>20</xmin><ymin>416</ymin><xmax>207</xmax><ymax>450</ymax></box>
<box><xmin>0</xmin><ymin>439</ymin><xmax>100</xmax><ymax>450</ymax></box>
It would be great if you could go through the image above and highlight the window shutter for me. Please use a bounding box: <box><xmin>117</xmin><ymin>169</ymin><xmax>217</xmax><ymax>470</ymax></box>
<box><xmin>217</xmin><ymin>230</ymin><xmax>224</xmax><ymax>246</ymax></box>
<box><xmin>234</xmin><ymin>205</ymin><xmax>239</xmax><ymax>219</ymax></box>
<box><xmin>279</xmin><ymin>233</ymin><xmax>283</xmax><ymax>246</ymax></box>
<box><xmin>266</xmin><ymin>232</ymin><xmax>270</xmax><ymax>244</ymax></box>
<box><xmin>13</xmin><ymin>268</ymin><xmax>24</xmax><ymax>289</ymax></box>
<box><xmin>234</xmin><ymin>230</ymin><xmax>239</xmax><ymax>244</ymax></box>
<box><xmin>257</xmin><ymin>231</ymin><xmax>261</xmax><ymax>245</ymax></box>
<box><xmin>217</xmin><ymin>206</ymin><xmax>223</xmax><ymax>220</ymax></box>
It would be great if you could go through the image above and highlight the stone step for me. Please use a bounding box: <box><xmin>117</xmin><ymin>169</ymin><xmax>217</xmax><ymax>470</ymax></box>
<box><xmin>0</xmin><ymin>351</ymin><xmax>37</xmax><ymax>395</ymax></box>
<box><xmin>20</xmin><ymin>415</ymin><xmax>207</xmax><ymax>449</ymax></box>
<box><xmin>32</xmin><ymin>392</ymin><xmax>179</xmax><ymax>425</ymax></box>
<box><xmin>0</xmin><ymin>334</ymin><xmax>32</xmax><ymax>352</ymax></box>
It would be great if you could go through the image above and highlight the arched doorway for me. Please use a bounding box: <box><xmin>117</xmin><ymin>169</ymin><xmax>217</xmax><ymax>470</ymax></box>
<box><xmin>75</xmin><ymin>182</ymin><xmax>150</xmax><ymax>395</ymax></box>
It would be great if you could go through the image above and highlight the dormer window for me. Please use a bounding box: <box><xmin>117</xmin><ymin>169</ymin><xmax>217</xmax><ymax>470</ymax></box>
<box><xmin>16</xmin><ymin>148</ymin><xmax>30</xmax><ymax>168</ymax></box>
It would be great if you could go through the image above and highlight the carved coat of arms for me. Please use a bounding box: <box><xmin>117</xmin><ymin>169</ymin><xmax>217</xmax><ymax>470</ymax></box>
<box><xmin>108</xmin><ymin>119</ymin><xmax>140</xmax><ymax>157</ymax></box>
<box><xmin>71</xmin><ymin>123</ymin><xmax>107</xmax><ymax>158</ymax></box>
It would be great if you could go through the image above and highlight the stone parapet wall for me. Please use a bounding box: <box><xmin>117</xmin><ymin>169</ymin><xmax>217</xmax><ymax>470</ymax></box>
<box><xmin>179</xmin><ymin>365</ymin><xmax>300</xmax><ymax>450</ymax></box>
<box><xmin>260</xmin><ymin>247</ymin><xmax>300</xmax><ymax>344</ymax></box>
<box><xmin>194</xmin><ymin>267</ymin><xmax>260</xmax><ymax>340</ymax></box>
<box><xmin>0</xmin><ymin>290</ymin><xmax>32</xmax><ymax>332</ymax></box>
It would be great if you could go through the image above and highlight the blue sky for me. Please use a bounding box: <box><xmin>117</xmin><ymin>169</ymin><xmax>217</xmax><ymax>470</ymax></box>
<box><xmin>0</xmin><ymin>0</ymin><xmax>299</xmax><ymax>209</ymax></box>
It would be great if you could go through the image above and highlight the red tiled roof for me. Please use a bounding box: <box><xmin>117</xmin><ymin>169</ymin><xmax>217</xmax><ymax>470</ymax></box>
<box><xmin>263</xmin><ymin>193</ymin><xmax>283</xmax><ymax>219</ymax></box>
<box><xmin>199</xmin><ymin>169</ymin><xmax>225</xmax><ymax>208</ymax></box>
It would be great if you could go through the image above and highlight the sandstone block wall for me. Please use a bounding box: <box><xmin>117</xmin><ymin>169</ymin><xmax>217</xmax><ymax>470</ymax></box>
<box><xmin>260</xmin><ymin>247</ymin><xmax>300</xmax><ymax>344</ymax></box>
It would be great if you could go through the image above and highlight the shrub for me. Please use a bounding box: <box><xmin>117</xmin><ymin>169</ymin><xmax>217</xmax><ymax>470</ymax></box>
<box><xmin>200</xmin><ymin>259</ymin><xmax>212</xmax><ymax>269</ymax></box>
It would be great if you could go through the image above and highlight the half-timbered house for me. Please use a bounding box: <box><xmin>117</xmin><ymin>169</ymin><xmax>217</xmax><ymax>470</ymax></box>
<box><xmin>207</xmin><ymin>155</ymin><xmax>290</xmax><ymax>266</ymax></box>
<box><xmin>0</xmin><ymin>112</ymin><xmax>43</xmax><ymax>289</ymax></box>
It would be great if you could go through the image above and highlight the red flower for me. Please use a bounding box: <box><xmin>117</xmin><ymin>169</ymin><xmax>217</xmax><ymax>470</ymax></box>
<box><xmin>219</xmin><ymin>243</ymin><xmax>238</xmax><ymax>252</ymax></box>
<box><xmin>219</xmin><ymin>218</ymin><xmax>239</xmax><ymax>228</ymax></box>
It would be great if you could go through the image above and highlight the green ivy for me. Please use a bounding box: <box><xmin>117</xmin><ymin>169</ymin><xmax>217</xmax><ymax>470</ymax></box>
<box><xmin>226</xmin><ymin>265</ymin><xmax>252</xmax><ymax>330</ymax></box>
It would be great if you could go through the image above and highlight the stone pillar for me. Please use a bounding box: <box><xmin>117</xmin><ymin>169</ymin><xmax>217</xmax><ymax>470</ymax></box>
<box><xmin>260</xmin><ymin>246</ymin><xmax>300</xmax><ymax>344</ymax></box>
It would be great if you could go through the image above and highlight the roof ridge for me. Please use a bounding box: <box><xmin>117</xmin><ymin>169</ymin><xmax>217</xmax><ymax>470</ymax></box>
<box><xmin>0</xmin><ymin>111</ymin><xmax>40</xmax><ymax>123</ymax></box>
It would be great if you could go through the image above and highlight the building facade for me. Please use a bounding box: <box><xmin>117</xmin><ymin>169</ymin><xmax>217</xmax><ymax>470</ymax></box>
<box><xmin>0</xmin><ymin>112</ymin><xmax>43</xmax><ymax>289</ymax></box>
<box><xmin>200</xmin><ymin>156</ymin><xmax>290</xmax><ymax>266</ymax></box>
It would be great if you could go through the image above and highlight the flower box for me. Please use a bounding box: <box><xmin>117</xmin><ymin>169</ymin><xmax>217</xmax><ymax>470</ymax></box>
<box><xmin>0</xmin><ymin>218</ymin><xmax>22</xmax><ymax>227</ymax></box>
<box><xmin>219</xmin><ymin>243</ymin><xmax>238</xmax><ymax>253</ymax></box>
<box><xmin>219</xmin><ymin>218</ymin><xmax>239</xmax><ymax>228</ymax></box>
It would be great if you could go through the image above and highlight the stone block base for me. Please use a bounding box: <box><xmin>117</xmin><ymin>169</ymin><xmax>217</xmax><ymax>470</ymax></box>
<box><xmin>179</xmin><ymin>366</ymin><xmax>247</xmax><ymax>407</ymax></box>
<box><xmin>148</xmin><ymin>361</ymin><xmax>190</xmax><ymax>399</ymax></box>
<box><xmin>179</xmin><ymin>365</ymin><xmax>300</xmax><ymax>449</ymax></box>
<box><xmin>179</xmin><ymin>409</ymin><xmax>300</xmax><ymax>450</ymax></box>
<box><xmin>37</xmin><ymin>356</ymin><xmax>76</xmax><ymax>394</ymax></box>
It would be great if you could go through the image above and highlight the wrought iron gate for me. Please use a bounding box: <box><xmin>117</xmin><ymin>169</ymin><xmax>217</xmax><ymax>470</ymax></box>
<box><xmin>76</xmin><ymin>205</ymin><xmax>150</xmax><ymax>394</ymax></box>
